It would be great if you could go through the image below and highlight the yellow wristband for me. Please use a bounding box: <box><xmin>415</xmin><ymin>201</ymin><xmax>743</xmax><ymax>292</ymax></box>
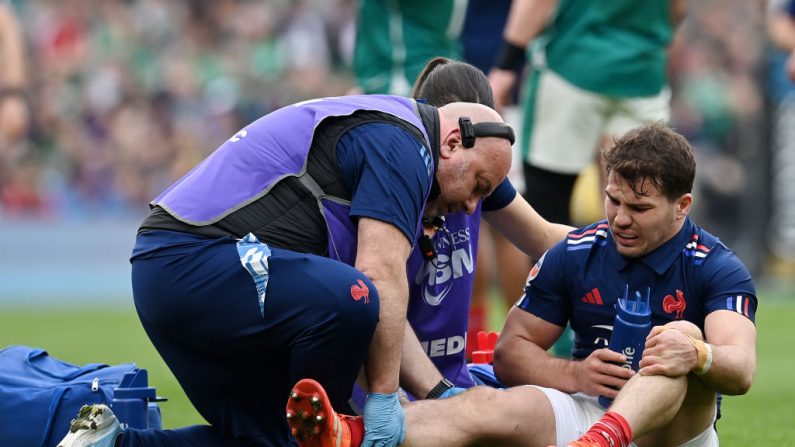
<box><xmin>680</xmin><ymin>332</ymin><xmax>710</xmax><ymax>374</ymax></box>
<box><xmin>695</xmin><ymin>342</ymin><xmax>713</xmax><ymax>376</ymax></box>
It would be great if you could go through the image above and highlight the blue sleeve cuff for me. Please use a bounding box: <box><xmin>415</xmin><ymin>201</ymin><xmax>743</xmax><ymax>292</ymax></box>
<box><xmin>482</xmin><ymin>179</ymin><xmax>517</xmax><ymax>212</ymax></box>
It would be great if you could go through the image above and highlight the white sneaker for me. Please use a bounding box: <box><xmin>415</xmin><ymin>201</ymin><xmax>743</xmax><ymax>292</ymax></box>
<box><xmin>57</xmin><ymin>404</ymin><xmax>123</xmax><ymax>447</ymax></box>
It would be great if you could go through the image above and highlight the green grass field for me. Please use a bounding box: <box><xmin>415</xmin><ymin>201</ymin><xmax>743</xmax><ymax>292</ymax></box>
<box><xmin>2</xmin><ymin>283</ymin><xmax>794</xmax><ymax>444</ymax></box>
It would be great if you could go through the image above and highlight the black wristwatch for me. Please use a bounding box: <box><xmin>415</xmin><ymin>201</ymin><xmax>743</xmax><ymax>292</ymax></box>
<box><xmin>425</xmin><ymin>378</ymin><xmax>454</xmax><ymax>399</ymax></box>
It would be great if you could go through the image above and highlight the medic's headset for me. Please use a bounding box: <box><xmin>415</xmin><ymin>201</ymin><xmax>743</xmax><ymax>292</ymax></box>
<box><xmin>418</xmin><ymin>117</ymin><xmax>516</xmax><ymax>261</ymax></box>
<box><xmin>458</xmin><ymin>116</ymin><xmax>515</xmax><ymax>148</ymax></box>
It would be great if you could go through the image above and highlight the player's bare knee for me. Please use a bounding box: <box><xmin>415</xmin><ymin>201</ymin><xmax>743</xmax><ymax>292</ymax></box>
<box><xmin>663</xmin><ymin>320</ymin><xmax>703</xmax><ymax>340</ymax></box>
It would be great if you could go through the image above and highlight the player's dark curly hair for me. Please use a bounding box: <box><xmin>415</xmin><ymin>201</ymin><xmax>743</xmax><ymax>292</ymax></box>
<box><xmin>412</xmin><ymin>57</ymin><xmax>494</xmax><ymax>108</ymax></box>
<box><xmin>602</xmin><ymin>122</ymin><xmax>695</xmax><ymax>202</ymax></box>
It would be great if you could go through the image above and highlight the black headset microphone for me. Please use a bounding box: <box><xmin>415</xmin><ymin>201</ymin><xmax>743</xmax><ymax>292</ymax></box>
<box><xmin>419</xmin><ymin>117</ymin><xmax>515</xmax><ymax>262</ymax></box>
<box><xmin>419</xmin><ymin>216</ymin><xmax>447</xmax><ymax>262</ymax></box>
<box><xmin>458</xmin><ymin>116</ymin><xmax>515</xmax><ymax>148</ymax></box>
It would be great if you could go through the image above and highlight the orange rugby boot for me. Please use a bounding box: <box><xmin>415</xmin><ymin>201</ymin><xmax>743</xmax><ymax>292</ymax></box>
<box><xmin>286</xmin><ymin>378</ymin><xmax>363</xmax><ymax>447</ymax></box>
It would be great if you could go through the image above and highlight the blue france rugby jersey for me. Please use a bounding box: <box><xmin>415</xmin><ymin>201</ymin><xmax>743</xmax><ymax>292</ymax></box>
<box><xmin>517</xmin><ymin>218</ymin><xmax>757</xmax><ymax>360</ymax></box>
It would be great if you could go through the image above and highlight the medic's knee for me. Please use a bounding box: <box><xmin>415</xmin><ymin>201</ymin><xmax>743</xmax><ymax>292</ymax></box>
<box><xmin>340</xmin><ymin>271</ymin><xmax>380</xmax><ymax>335</ymax></box>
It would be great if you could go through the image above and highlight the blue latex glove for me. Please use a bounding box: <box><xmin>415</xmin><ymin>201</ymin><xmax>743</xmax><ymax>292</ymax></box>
<box><xmin>361</xmin><ymin>392</ymin><xmax>406</xmax><ymax>447</ymax></box>
<box><xmin>438</xmin><ymin>386</ymin><xmax>467</xmax><ymax>399</ymax></box>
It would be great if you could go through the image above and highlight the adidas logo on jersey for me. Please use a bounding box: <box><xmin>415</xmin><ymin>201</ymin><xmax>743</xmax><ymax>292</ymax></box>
<box><xmin>581</xmin><ymin>288</ymin><xmax>603</xmax><ymax>305</ymax></box>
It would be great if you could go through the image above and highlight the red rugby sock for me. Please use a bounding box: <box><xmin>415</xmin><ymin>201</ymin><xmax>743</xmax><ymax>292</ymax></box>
<box><xmin>572</xmin><ymin>411</ymin><xmax>632</xmax><ymax>447</ymax></box>
<box><xmin>345</xmin><ymin>416</ymin><xmax>364</xmax><ymax>447</ymax></box>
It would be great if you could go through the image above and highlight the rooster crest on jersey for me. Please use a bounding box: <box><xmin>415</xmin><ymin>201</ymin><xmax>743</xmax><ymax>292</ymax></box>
<box><xmin>662</xmin><ymin>289</ymin><xmax>686</xmax><ymax>319</ymax></box>
<box><xmin>350</xmin><ymin>279</ymin><xmax>370</xmax><ymax>303</ymax></box>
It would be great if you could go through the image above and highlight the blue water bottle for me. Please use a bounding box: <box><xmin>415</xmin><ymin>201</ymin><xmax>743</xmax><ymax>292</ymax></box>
<box><xmin>598</xmin><ymin>285</ymin><xmax>652</xmax><ymax>408</ymax></box>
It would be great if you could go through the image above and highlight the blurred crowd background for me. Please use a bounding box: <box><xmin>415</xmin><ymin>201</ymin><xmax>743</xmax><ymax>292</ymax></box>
<box><xmin>0</xmin><ymin>0</ymin><xmax>356</xmax><ymax>220</ymax></box>
<box><xmin>0</xmin><ymin>0</ymin><xmax>792</xmax><ymax>292</ymax></box>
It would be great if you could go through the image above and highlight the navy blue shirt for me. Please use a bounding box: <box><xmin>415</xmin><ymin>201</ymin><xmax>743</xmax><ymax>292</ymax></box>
<box><xmin>482</xmin><ymin>178</ymin><xmax>516</xmax><ymax>211</ymax></box>
<box><xmin>518</xmin><ymin>218</ymin><xmax>757</xmax><ymax>360</ymax></box>
<box><xmin>336</xmin><ymin>122</ymin><xmax>517</xmax><ymax>243</ymax></box>
<box><xmin>337</xmin><ymin>122</ymin><xmax>433</xmax><ymax>244</ymax></box>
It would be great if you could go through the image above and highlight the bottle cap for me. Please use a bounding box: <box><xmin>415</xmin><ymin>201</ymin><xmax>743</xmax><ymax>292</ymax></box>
<box><xmin>616</xmin><ymin>286</ymin><xmax>651</xmax><ymax>323</ymax></box>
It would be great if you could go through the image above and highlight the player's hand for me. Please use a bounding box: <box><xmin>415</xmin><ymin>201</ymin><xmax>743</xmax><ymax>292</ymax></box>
<box><xmin>488</xmin><ymin>68</ymin><xmax>517</xmax><ymax>113</ymax></box>
<box><xmin>362</xmin><ymin>392</ymin><xmax>406</xmax><ymax>447</ymax></box>
<box><xmin>575</xmin><ymin>348</ymin><xmax>635</xmax><ymax>398</ymax></box>
<box><xmin>639</xmin><ymin>325</ymin><xmax>699</xmax><ymax>377</ymax></box>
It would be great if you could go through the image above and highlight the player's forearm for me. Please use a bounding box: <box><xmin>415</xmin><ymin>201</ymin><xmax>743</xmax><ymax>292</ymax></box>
<box><xmin>493</xmin><ymin>335</ymin><xmax>578</xmax><ymax>392</ymax></box>
<box><xmin>503</xmin><ymin>0</ymin><xmax>558</xmax><ymax>47</ymax></box>
<box><xmin>696</xmin><ymin>342</ymin><xmax>756</xmax><ymax>396</ymax></box>
<box><xmin>698</xmin><ymin>312</ymin><xmax>757</xmax><ymax>396</ymax></box>
<box><xmin>0</xmin><ymin>4</ymin><xmax>27</xmax><ymax>88</ymax></box>
<box><xmin>399</xmin><ymin>325</ymin><xmax>445</xmax><ymax>398</ymax></box>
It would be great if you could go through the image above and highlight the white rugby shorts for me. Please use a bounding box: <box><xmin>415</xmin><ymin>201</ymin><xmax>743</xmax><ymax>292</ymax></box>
<box><xmin>523</xmin><ymin>69</ymin><xmax>671</xmax><ymax>174</ymax></box>
<box><xmin>531</xmin><ymin>386</ymin><xmax>718</xmax><ymax>447</ymax></box>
